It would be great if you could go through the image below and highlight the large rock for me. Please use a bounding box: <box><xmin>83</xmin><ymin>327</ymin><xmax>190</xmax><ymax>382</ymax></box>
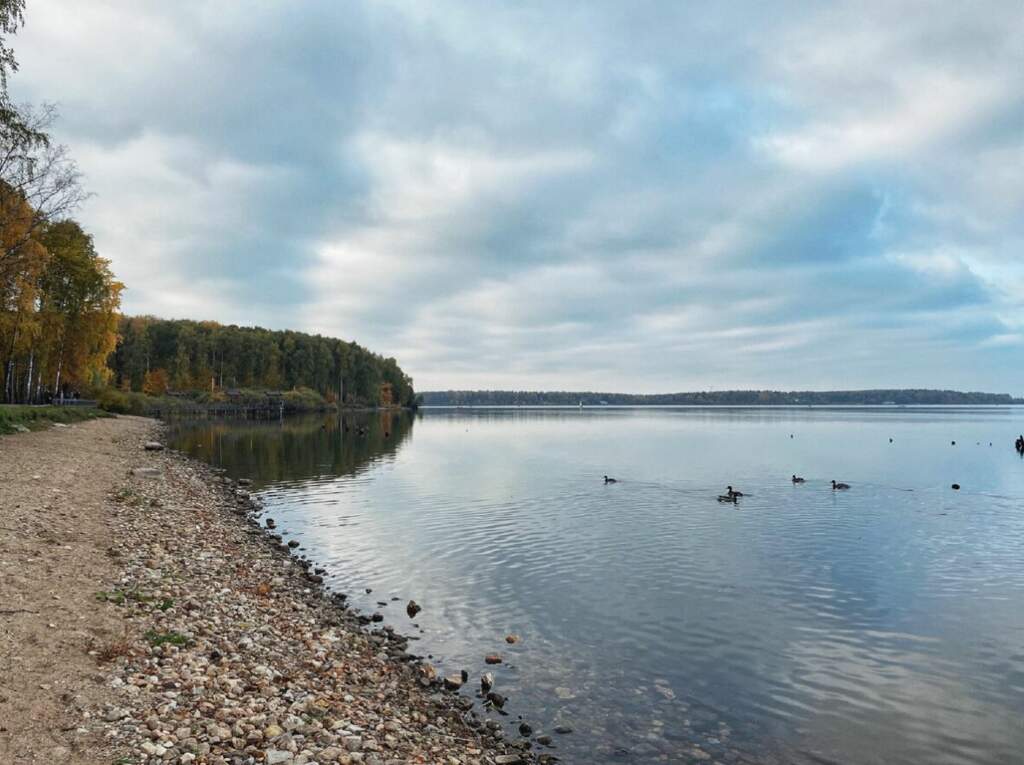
<box><xmin>443</xmin><ymin>674</ymin><xmax>464</xmax><ymax>690</ymax></box>
<box><xmin>144</xmin><ymin>441</ymin><xmax>164</xmax><ymax>451</ymax></box>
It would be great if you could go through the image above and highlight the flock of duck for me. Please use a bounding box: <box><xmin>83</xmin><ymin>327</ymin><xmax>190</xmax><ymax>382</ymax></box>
<box><xmin>601</xmin><ymin>474</ymin><xmax>853</xmax><ymax>502</ymax></box>
<box><xmin>600</xmin><ymin>433</ymin><xmax>1024</xmax><ymax>499</ymax></box>
<box><xmin>714</xmin><ymin>478</ymin><xmax>849</xmax><ymax>503</ymax></box>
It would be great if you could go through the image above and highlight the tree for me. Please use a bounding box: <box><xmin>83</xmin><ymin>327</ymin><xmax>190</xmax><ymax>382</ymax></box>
<box><xmin>36</xmin><ymin>220</ymin><xmax>121</xmax><ymax>396</ymax></box>
<box><xmin>0</xmin><ymin>104</ymin><xmax>86</xmax><ymax>292</ymax></box>
<box><xmin>142</xmin><ymin>368</ymin><xmax>169</xmax><ymax>396</ymax></box>
<box><xmin>0</xmin><ymin>1</ymin><xmax>29</xmax><ymax>138</ymax></box>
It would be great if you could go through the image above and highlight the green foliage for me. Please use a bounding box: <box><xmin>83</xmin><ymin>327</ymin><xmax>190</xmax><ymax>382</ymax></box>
<box><xmin>0</xmin><ymin>0</ymin><xmax>24</xmax><ymax>94</ymax></box>
<box><xmin>144</xmin><ymin>630</ymin><xmax>188</xmax><ymax>648</ymax></box>
<box><xmin>95</xmin><ymin>388</ymin><xmax>148</xmax><ymax>415</ymax></box>
<box><xmin>96</xmin><ymin>388</ymin><xmax>198</xmax><ymax>416</ymax></box>
<box><xmin>109</xmin><ymin>317</ymin><xmax>416</xmax><ymax>407</ymax></box>
<box><xmin>0</xmin><ymin>403</ymin><xmax>107</xmax><ymax>433</ymax></box>
<box><xmin>96</xmin><ymin>589</ymin><xmax>172</xmax><ymax>612</ymax></box>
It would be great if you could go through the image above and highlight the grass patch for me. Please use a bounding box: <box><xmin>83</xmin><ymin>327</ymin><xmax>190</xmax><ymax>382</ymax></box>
<box><xmin>96</xmin><ymin>589</ymin><xmax>172</xmax><ymax>610</ymax></box>
<box><xmin>0</xmin><ymin>404</ymin><xmax>109</xmax><ymax>435</ymax></box>
<box><xmin>95</xmin><ymin>590</ymin><xmax>127</xmax><ymax>605</ymax></box>
<box><xmin>144</xmin><ymin>630</ymin><xmax>188</xmax><ymax>647</ymax></box>
<box><xmin>96</xmin><ymin>386</ymin><xmax>334</xmax><ymax>416</ymax></box>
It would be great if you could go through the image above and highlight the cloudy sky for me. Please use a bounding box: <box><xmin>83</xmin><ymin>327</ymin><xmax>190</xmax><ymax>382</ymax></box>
<box><xmin>11</xmin><ymin>1</ymin><xmax>1024</xmax><ymax>392</ymax></box>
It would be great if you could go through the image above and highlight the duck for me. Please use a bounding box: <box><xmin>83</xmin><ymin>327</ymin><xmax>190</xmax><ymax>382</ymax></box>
<box><xmin>831</xmin><ymin>480</ymin><xmax>850</xmax><ymax>490</ymax></box>
<box><xmin>726</xmin><ymin>485</ymin><xmax>744</xmax><ymax>497</ymax></box>
<box><xmin>603</xmin><ymin>475</ymin><xmax>618</xmax><ymax>484</ymax></box>
<box><xmin>792</xmin><ymin>475</ymin><xmax>806</xmax><ymax>483</ymax></box>
<box><xmin>717</xmin><ymin>493</ymin><xmax>738</xmax><ymax>503</ymax></box>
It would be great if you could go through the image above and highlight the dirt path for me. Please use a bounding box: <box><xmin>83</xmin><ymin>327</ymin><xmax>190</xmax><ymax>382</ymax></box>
<box><xmin>0</xmin><ymin>415</ymin><xmax>153</xmax><ymax>764</ymax></box>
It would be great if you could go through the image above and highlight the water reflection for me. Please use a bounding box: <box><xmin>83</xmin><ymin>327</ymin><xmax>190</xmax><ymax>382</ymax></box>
<box><xmin>167</xmin><ymin>410</ymin><xmax>414</xmax><ymax>487</ymax></box>
<box><xmin>167</xmin><ymin>407</ymin><xmax>1024</xmax><ymax>765</ymax></box>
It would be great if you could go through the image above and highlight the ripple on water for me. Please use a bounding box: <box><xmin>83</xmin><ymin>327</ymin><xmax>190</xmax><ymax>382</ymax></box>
<box><xmin>168</xmin><ymin>409</ymin><xmax>1024</xmax><ymax>765</ymax></box>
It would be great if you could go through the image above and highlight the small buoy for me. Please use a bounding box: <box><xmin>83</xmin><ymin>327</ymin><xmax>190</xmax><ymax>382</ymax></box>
<box><xmin>951</xmin><ymin>484</ymin><xmax>960</xmax><ymax>490</ymax></box>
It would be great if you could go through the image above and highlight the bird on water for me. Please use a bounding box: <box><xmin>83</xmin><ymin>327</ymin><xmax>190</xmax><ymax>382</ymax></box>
<box><xmin>603</xmin><ymin>475</ymin><xmax>617</xmax><ymax>484</ymax></box>
<box><xmin>726</xmin><ymin>485</ymin><xmax>744</xmax><ymax>497</ymax></box>
<box><xmin>792</xmin><ymin>475</ymin><xmax>806</xmax><ymax>483</ymax></box>
<box><xmin>831</xmin><ymin>480</ymin><xmax>850</xmax><ymax>490</ymax></box>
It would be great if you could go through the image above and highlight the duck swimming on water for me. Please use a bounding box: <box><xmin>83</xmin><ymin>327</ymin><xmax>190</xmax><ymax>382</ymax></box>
<box><xmin>604</xmin><ymin>475</ymin><xmax>618</xmax><ymax>484</ymax></box>
<box><xmin>717</xmin><ymin>493</ymin><xmax>738</xmax><ymax>503</ymax></box>
<box><xmin>792</xmin><ymin>475</ymin><xmax>805</xmax><ymax>483</ymax></box>
<box><xmin>831</xmin><ymin>480</ymin><xmax>850</xmax><ymax>490</ymax></box>
<box><xmin>726</xmin><ymin>485</ymin><xmax>744</xmax><ymax>497</ymax></box>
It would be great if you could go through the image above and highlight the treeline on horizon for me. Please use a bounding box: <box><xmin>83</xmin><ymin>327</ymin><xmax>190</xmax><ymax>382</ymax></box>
<box><xmin>421</xmin><ymin>389</ymin><xmax>1023</xmax><ymax>406</ymax></box>
<box><xmin>110</xmin><ymin>317</ymin><xmax>416</xmax><ymax>408</ymax></box>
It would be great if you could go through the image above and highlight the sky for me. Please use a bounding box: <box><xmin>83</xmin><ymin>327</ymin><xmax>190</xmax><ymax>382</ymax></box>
<box><xmin>10</xmin><ymin>1</ymin><xmax>1024</xmax><ymax>393</ymax></box>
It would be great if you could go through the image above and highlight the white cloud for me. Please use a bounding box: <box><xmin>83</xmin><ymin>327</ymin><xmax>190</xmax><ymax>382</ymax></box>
<box><xmin>7</xmin><ymin>0</ymin><xmax>1023</xmax><ymax>392</ymax></box>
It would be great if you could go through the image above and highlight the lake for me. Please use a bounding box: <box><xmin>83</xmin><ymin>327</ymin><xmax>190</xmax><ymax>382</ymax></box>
<box><xmin>167</xmin><ymin>406</ymin><xmax>1024</xmax><ymax>764</ymax></box>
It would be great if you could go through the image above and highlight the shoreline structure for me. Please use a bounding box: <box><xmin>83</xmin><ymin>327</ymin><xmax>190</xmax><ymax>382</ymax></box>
<box><xmin>0</xmin><ymin>416</ymin><xmax>538</xmax><ymax>765</ymax></box>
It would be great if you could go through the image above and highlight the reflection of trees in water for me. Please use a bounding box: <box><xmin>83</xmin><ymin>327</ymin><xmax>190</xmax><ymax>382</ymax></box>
<box><xmin>168</xmin><ymin>411</ymin><xmax>415</xmax><ymax>484</ymax></box>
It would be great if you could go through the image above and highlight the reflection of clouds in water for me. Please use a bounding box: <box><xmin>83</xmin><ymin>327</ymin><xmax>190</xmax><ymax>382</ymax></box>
<box><xmin>173</xmin><ymin>408</ymin><xmax>1024</xmax><ymax>764</ymax></box>
<box><xmin>782</xmin><ymin>631</ymin><xmax>1021</xmax><ymax>764</ymax></box>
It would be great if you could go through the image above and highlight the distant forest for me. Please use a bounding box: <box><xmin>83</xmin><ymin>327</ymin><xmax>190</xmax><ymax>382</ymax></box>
<box><xmin>111</xmin><ymin>317</ymin><xmax>416</xmax><ymax>408</ymax></box>
<box><xmin>421</xmin><ymin>389</ymin><xmax>1023</xmax><ymax>406</ymax></box>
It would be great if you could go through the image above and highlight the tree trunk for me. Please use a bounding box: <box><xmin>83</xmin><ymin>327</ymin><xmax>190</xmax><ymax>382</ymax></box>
<box><xmin>3</xmin><ymin>315</ymin><xmax>22</xmax><ymax>403</ymax></box>
<box><xmin>25</xmin><ymin>348</ymin><xmax>34</xmax><ymax>403</ymax></box>
<box><xmin>53</xmin><ymin>333</ymin><xmax>65</xmax><ymax>400</ymax></box>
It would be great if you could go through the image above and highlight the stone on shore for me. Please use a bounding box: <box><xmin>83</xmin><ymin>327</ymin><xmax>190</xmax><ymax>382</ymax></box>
<box><xmin>66</xmin><ymin>420</ymin><xmax>538</xmax><ymax>765</ymax></box>
<box><xmin>444</xmin><ymin>674</ymin><xmax>465</xmax><ymax>690</ymax></box>
<box><xmin>143</xmin><ymin>441</ymin><xmax>164</xmax><ymax>451</ymax></box>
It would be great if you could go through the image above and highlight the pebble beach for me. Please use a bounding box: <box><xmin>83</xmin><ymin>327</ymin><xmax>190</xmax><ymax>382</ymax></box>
<box><xmin>0</xmin><ymin>416</ymin><xmax>540</xmax><ymax>765</ymax></box>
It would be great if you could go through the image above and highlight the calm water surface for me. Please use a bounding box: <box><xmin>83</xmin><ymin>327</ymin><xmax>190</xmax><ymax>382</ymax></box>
<box><xmin>167</xmin><ymin>407</ymin><xmax>1024</xmax><ymax>765</ymax></box>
